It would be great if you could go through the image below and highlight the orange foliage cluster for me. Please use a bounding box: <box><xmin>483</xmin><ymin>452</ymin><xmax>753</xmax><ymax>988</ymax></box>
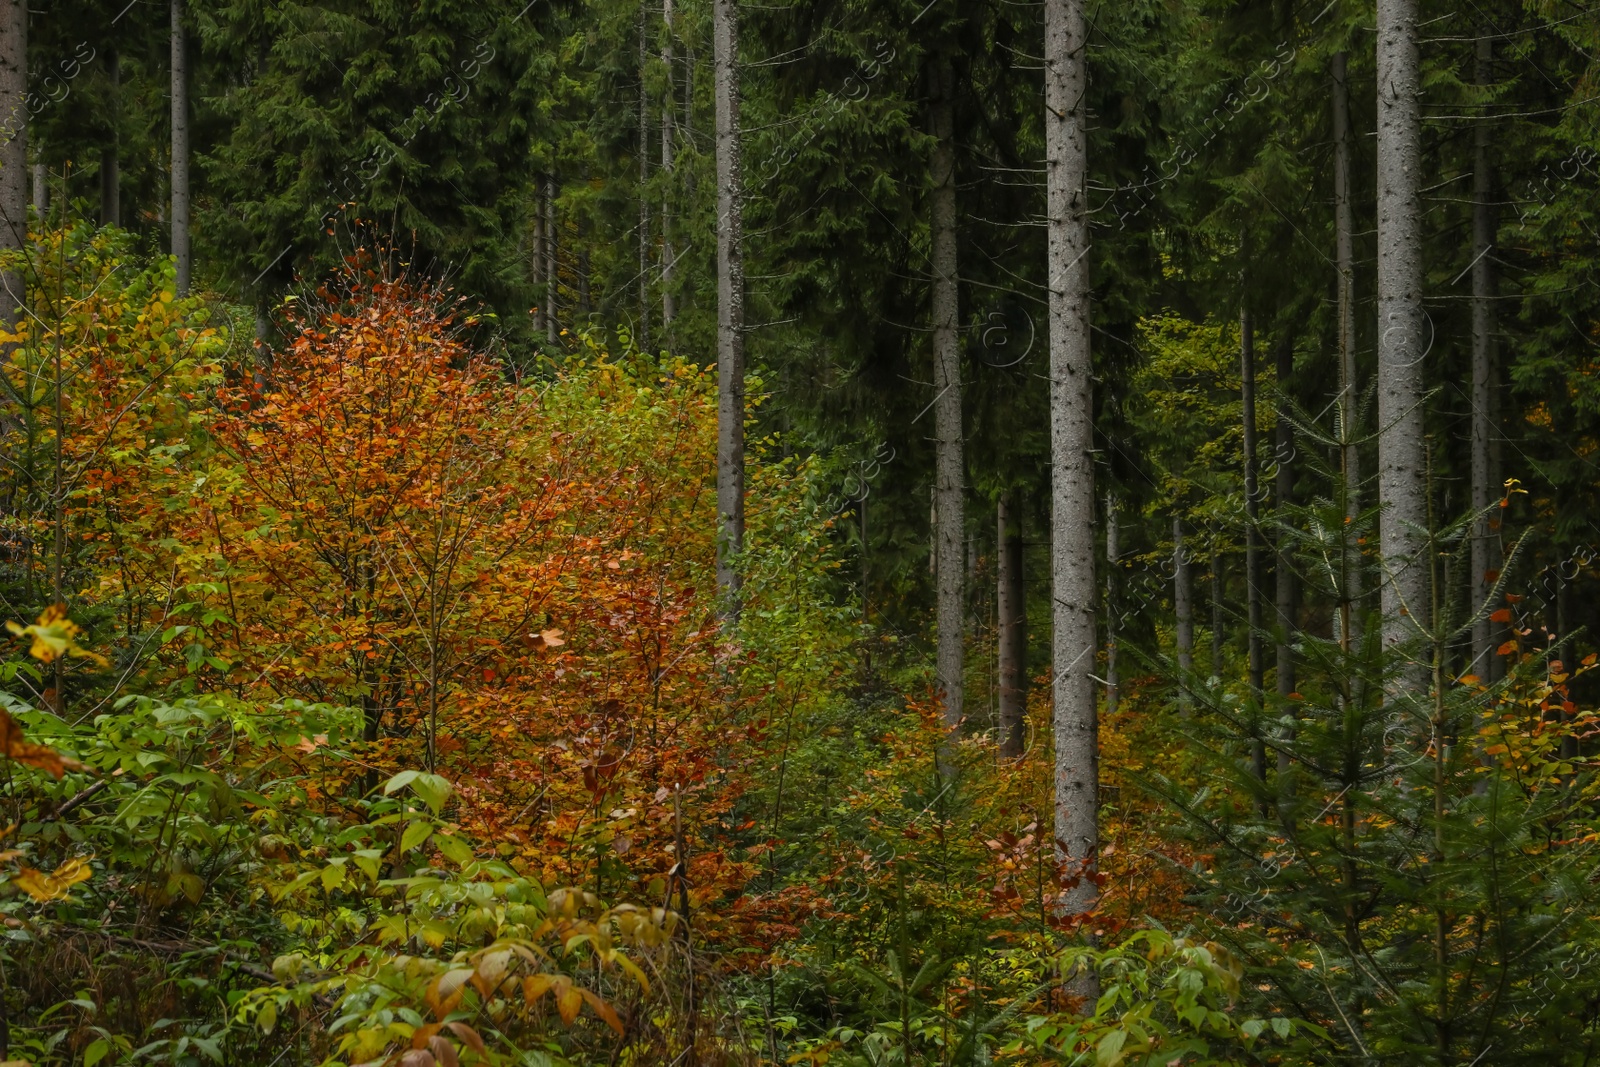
<box><xmin>77</xmin><ymin>271</ymin><xmax>768</xmax><ymax>928</ymax></box>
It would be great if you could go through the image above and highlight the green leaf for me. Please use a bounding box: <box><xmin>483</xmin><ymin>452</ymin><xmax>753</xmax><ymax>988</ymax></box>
<box><xmin>401</xmin><ymin>820</ymin><xmax>434</xmax><ymax>854</ymax></box>
<box><xmin>258</xmin><ymin>999</ymin><xmax>278</xmax><ymax>1035</ymax></box>
<box><xmin>351</xmin><ymin>848</ymin><xmax>384</xmax><ymax>881</ymax></box>
<box><xmin>1095</xmin><ymin>1029</ymin><xmax>1128</xmax><ymax>1067</ymax></box>
<box><xmin>383</xmin><ymin>770</ymin><xmax>421</xmax><ymax>795</ymax></box>
<box><xmin>410</xmin><ymin>773</ymin><xmax>453</xmax><ymax>815</ymax></box>
<box><xmin>1270</xmin><ymin>1017</ymin><xmax>1291</xmax><ymax>1039</ymax></box>
<box><xmin>433</xmin><ymin>833</ymin><xmax>475</xmax><ymax>866</ymax></box>
<box><xmin>83</xmin><ymin>1038</ymin><xmax>112</xmax><ymax>1067</ymax></box>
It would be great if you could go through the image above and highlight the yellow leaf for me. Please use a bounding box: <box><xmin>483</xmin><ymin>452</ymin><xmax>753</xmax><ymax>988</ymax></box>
<box><xmin>13</xmin><ymin>855</ymin><xmax>92</xmax><ymax>901</ymax></box>
<box><xmin>6</xmin><ymin>605</ymin><xmax>109</xmax><ymax>667</ymax></box>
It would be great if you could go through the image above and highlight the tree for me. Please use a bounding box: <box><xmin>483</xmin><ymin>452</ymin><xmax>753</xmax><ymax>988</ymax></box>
<box><xmin>929</xmin><ymin>51</ymin><xmax>963</xmax><ymax>729</ymax></box>
<box><xmin>1240</xmin><ymin>308</ymin><xmax>1264</xmax><ymax>782</ymax></box>
<box><xmin>1044</xmin><ymin>0</ymin><xmax>1097</xmax><ymax>926</ymax></box>
<box><xmin>1470</xmin><ymin>34</ymin><xmax>1498</xmax><ymax>685</ymax></box>
<box><xmin>1331</xmin><ymin>44</ymin><xmax>1360</xmax><ymax>653</ymax></box>
<box><xmin>1374</xmin><ymin>0</ymin><xmax>1428</xmax><ymax>689</ymax></box>
<box><xmin>997</xmin><ymin>491</ymin><xmax>1025</xmax><ymax>755</ymax></box>
<box><xmin>171</xmin><ymin>0</ymin><xmax>191</xmax><ymax>295</ymax></box>
<box><xmin>714</xmin><ymin>0</ymin><xmax>745</xmax><ymax>609</ymax></box>
<box><xmin>0</xmin><ymin>0</ymin><xmax>24</xmax><ymax>320</ymax></box>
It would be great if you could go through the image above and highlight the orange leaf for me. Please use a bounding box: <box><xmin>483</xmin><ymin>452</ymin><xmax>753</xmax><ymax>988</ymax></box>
<box><xmin>1497</xmin><ymin>641</ymin><xmax>1518</xmax><ymax>656</ymax></box>
<box><xmin>0</xmin><ymin>710</ymin><xmax>81</xmax><ymax>779</ymax></box>
<box><xmin>556</xmin><ymin>985</ymin><xmax>582</xmax><ymax>1026</ymax></box>
<box><xmin>426</xmin><ymin>968</ymin><xmax>474</xmax><ymax>1018</ymax></box>
<box><xmin>1489</xmin><ymin>609</ymin><xmax>1513</xmax><ymax>623</ymax></box>
<box><xmin>581</xmin><ymin>989</ymin><xmax>625</xmax><ymax>1035</ymax></box>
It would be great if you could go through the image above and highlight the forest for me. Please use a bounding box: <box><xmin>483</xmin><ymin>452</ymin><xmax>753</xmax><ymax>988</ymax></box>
<box><xmin>0</xmin><ymin>0</ymin><xmax>1594</xmax><ymax>1063</ymax></box>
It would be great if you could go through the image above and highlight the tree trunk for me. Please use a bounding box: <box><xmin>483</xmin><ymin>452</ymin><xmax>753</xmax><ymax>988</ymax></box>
<box><xmin>1104</xmin><ymin>493</ymin><xmax>1118</xmax><ymax>715</ymax></box>
<box><xmin>1044</xmin><ymin>0</ymin><xmax>1098</xmax><ymax>931</ymax></box>
<box><xmin>30</xmin><ymin>162</ymin><xmax>43</xmax><ymax>222</ymax></box>
<box><xmin>998</xmin><ymin>493</ymin><xmax>1026</xmax><ymax>757</ymax></box>
<box><xmin>1470</xmin><ymin>35</ymin><xmax>1499</xmax><ymax>684</ymax></box>
<box><xmin>1332</xmin><ymin>48</ymin><xmax>1361</xmax><ymax>652</ymax></box>
<box><xmin>531</xmin><ymin>182</ymin><xmax>545</xmax><ymax>336</ymax></box>
<box><xmin>101</xmin><ymin>51</ymin><xmax>120</xmax><ymax>228</ymax></box>
<box><xmin>1375</xmin><ymin>0</ymin><xmax>1429</xmax><ymax>689</ymax></box>
<box><xmin>661</xmin><ymin>0</ymin><xmax>677</xmax><ymax>331</ymax></box>
<box><xmin>1171</xmin><ymin>518</ymin><xmax>1196</xmax><ymax>710</ymax></box>
<box><xmin>1211</xmin><ymin>546</ymin><xmax>1225</xmax><ymax>679</ymax></box>
<box><xmin>1241</xmin><ymin>309</ymin><xmax>1266</xmax><ymax>783</ymax></box>
<box><xmin>545</xmin><ymin>174</ymin><xmax>558</xmax><ymax>345</ymax></box>
<box><xmin>714</xmin><ymin>0</ymin><xmax>745</xmax><ymax>610</ymax></box>
<box><xmin>638</xmin><ymin>5</ymin><xmax>651</xmax><ymax>353</ymax></box>
<box><xmin>172</xmin><ymin>0</ymin><xmax>191</xmax><ymax>295</ymax></box>
<box><xmin>930</xmin><ymin>53</ymin><xmax>964</xmax><ymax>729</ymax></box>
<box><xmin>0</xmin><ymin>0</ymin><xmax>26</xmax><ymax>321</ymax></box>
<box><xmin>1275</xmin><ymin>335</ymin><xmax>1296</xmax><ymax>776</ymax></box>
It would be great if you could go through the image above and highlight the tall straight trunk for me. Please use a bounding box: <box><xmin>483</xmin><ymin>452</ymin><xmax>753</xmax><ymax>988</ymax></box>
<box><xmin>30</xmin><ymin>162</ymin><xmax>43</xmax><ymax>222</ymax></box>
<box><xmin>661</xmin><ymin>0</ymin><xmax>677</xmax><ymax>331</ymax></box>
<box><xmin>101</xmin><ymin>51</ymin><xmax>120</xmax><ymax>228</ymax></box>
<box><xmin>1044</xmin><ymin>0</ymin><xmax>1098</xmax><ymax>927</ymax></box>
<box><xmin>171</xmin><ymin>0</ymin><xmax>191</xmax><ymax>295</ymax></box>
<box><xmin>997</xmin><ymin>493</ymin><xmax>1026</xmax><ymax>757</ymax></box>
<box><xmin>1332</xmin><ymin>49</ymin><xmax>1361</xmax><ymax>651</ymax></box>
<box><xmin>1375</xmin><ymin>0</ymin><xmax>1429</xmax><ymax>688</ymax></box>
<box><xmin>1241</xmin><ymin>309</ymin><xmax>1266</xmax><ymax>782</ymax></box>
<box><xmin>1470</xmin><ymin>36</ymin><xmax>1499</xmax><ymax>684</ymax></box>
<box><xmin>1211</xmin><ymin>549</ymin><xmax>1225</xmax><ymax>678</ymax></box>
<box><xmin>531</xmin><ymin>182</ymin><xmax>546</xmax><ymax>335</ymax></box>
<box><xmin>0</xmin><ymin>0</ymin><xmax>26</xmax><ymax>320</ymax></box>
<box><xmin>545</xmin><ymin>174</ymin><xmax>558</xmax><ymax>345</ymax></box>
<box><xmin>713</xmin><ymin>0</ymin><xmax>745</xmax><ymax>608</ymax></box>
<box><xmin>1174</xmin><ymin>516</ymin><xmax>1194</xmax><ymax>713</ymax></box>
<box><xmin>1104</xmin><ymin>493</ymin><xmax>1119</xmax><ymax>715</ymax></box>
<box><xmin>930</xmin><ymin>53</ymin><xmax>964</xmax><ymax>729</ymax></box>
<box><xmin>638</xmin><ymin>7</ymin><xmax>651</xmax><ymax>353</ymax></box>
<box><xmin>1275</xmin><ymin>336</ymin><xmax>1297</xmax><ymax>775</ymax></box>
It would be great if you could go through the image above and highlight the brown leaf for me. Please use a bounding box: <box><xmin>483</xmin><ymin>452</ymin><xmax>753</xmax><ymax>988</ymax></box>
<box><xmin>445</xmin><ymin>1023</ymin><xmax>487</xmax><ymax>1057</ymax></box>
<box><xmin>399</xmin><ymin>1051</ymin><xmax>435</xmax><ymax>1067</ymax></box>
<box><xmin>427</xmin><ymin>1036</ymin><xmax>459</xmax><ymax>1067</ymax></box>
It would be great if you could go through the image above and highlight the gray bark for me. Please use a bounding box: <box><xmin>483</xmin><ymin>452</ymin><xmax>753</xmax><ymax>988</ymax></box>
<box><xmin>0</xmin><ymin>0</ymin><xmax>26</xmax><ymax>321</ymax></box>
<box><xmin>531</xmin><ymin>184</ymin><xmax>545</xmax><ymax>336</ymax></box>
<box><xmin>1211</xmin><ymin>549</ymin><xmax>1225</xmax><ymax>679</ymax></box>
<box><xmin>714</xmin><ymin>0</ymin><xmax>745</xmax><ymax>607</ymax></box>
<box><xmin>1275</xmin><ymin>336</ymin><xmax>1296</xmax><ymax>776</ymax></box>
<box><xmin>30</xmin><ymin>161</ymin><xmax>43</xmax><ymax>222</ymax></box>
<box><xmin>1333</xmin><ymin>49</ymin><xmax>1361</xmax><ymax>651</ymax></box>
<box><xmin>930</xmin><ymin>53</ymin><xmax>964</xmax><ymax>729</ymax></box>
<box><xmin>172</xmin><ymin>0</ymin><xmax>191</xmax><ymax>295</ymax></box>
<box><xmin>998</xmin><ymin>493</ymin><xmax>1026</xmax><ymax>757</ymax></box>
<box><xmin>101</xmin><ymin>51</ymin><xmax>120</xmax><ymax>228</ymax></box>
<box><xmin>1104</xmin><ymin>493</ymin><xmax>1118</xmax><ymax>715</ymax></box>
<box><xmin>1375</xmin><ymin>0</ymin><xmax>1429</xmax><ymax>686</ymax></box>
<box><xmin>545</xmin><ymin>174</ymin><xmax>557</xmax><ymax>345</ymax></box>
<box><xmin>1241</xmin><ymin>310</ymin><xmax>1266</xmax><ymax>783</ymax></box>
<box><xmin>1045</xmin><ymin>0</ymin><xmax>1098</xmax><ymax>927</ymax></box>
<box><xmin>1171</xmin><ymin>521</ymin><xmax>1196</xmax><ymax>713</ymax></box>
<box><xmin>661</xmin><ymin>0</ymin><xmax>677</xmax><ymax>331</ymax></box>
<box><xmin>1470</xmin><ymin>36</ymin><xmax>1499</xmax><ymax>684</ymax></box>
<box><xmin>638</xmin><ymin>6</ymin><xmax>651</xmax><ymax>353</ymax></box>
